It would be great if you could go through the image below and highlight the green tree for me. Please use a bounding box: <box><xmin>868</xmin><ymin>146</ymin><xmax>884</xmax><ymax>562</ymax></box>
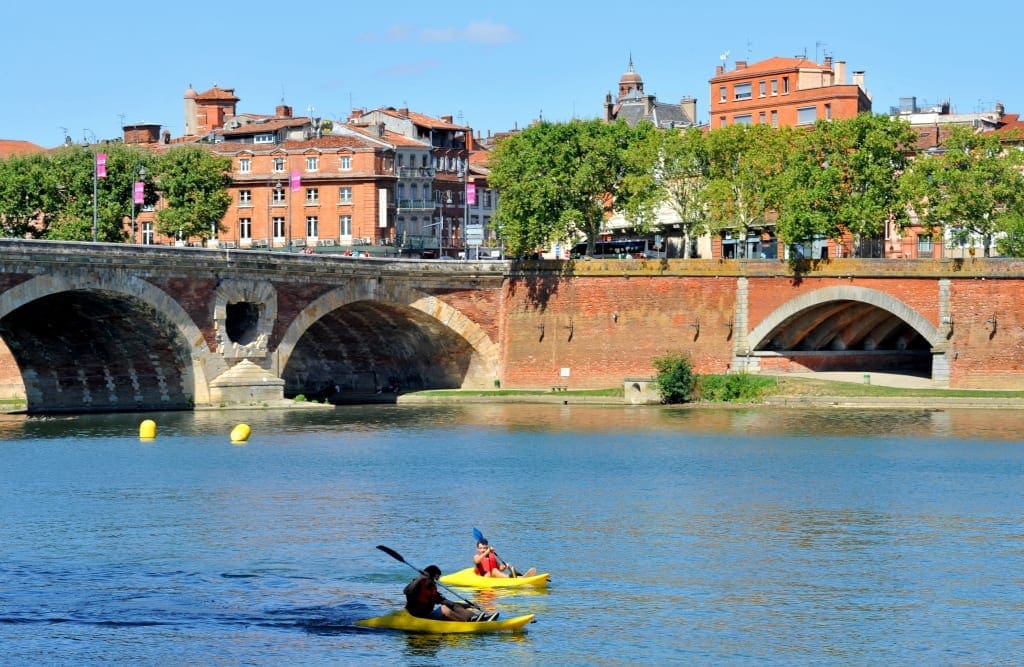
<box><xmin>488</xmin><ymin>119</ymin><xmax>649</xmax><ymax>256</ymax></box>
<box><xmin>703</xmin><ymin>124</ymin><xmax>792</xmax><ymax>257</ymax></box>
<box><xmin>0</xmin><ymin>153</ymin><xmax>51</xmax><ymax>238</ymax></box>
<box><xmin>44</xmin><ymin>143</ymin><xmax>156</xmax><ymax>242</ymax></box>
<box><xmin>995</xmin><ymin>212</ymin><xmax>1024</xmax><ymax>257</ymax></box>
<box><xmin>621</xmin><ymin>126</ymin><xmax>710</xmax><ymax>258</ymax></box>
<box><xmin>154</xmin><ymin>146</ymin><xmax>232</xmax><ymax>243</ymax></box>
<box><xmin>775</xmin><ymin>114</ymin><xmax>916</xmax><ymax>252</ymax></box>
<box><xmin>901</xmin><ymin>125</ymin><xmax>1024</xmax><ymax>257</ymax></box>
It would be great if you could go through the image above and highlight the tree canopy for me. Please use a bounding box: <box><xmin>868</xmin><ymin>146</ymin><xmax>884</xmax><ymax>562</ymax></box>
<box><xmin>774</xmin><ymin>114</ymin><xmax>916</xmax><ymax>249</ymax></box>
<box><xmin>487</xmin><ymin>119</ymin><xmax>653</xmax><ymax>256</ymax></box>
<box><xmin>899</xmin><ymin>125</ymin><xmax>1024</xmax><ymax>256</ymax></box>
<box><xmin>153</xmin><ymin>146</ymin><xmax>233</xmax><ymax>243</ymax></box>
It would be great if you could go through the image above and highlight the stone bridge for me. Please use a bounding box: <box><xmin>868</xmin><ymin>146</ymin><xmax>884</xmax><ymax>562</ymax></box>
<box><xmin>2</xmin><ymin>239</ymin><xmax>1022</xmax><ymax>413</ymax></box>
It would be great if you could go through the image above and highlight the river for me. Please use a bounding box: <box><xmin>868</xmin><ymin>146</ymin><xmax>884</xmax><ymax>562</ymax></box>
<box><xmin>1</xmin><ymin>404</ymin><xmax>1022</xmax><ymax>665</ymax></box>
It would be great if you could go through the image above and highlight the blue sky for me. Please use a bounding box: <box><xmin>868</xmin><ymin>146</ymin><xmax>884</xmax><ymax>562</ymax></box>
<box><xmin>5</xmin><ymin>2</ymin><xmax>1021</xmax><ymax>148</ymax></box>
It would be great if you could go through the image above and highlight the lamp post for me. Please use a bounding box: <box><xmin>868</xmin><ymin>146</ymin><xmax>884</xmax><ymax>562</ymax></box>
<box><xmin>131</xmin><ymin>165</ymin><xmax>146</xmax><ymax>244</ymax></box>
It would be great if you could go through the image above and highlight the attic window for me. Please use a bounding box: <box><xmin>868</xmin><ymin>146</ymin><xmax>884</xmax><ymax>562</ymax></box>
<box><xmin>254</xmin><ymin>133</ymin><xmax>274</xmax><ymax>144</ymax></box>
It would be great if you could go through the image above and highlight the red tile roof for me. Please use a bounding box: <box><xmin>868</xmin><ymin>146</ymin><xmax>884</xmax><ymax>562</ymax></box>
<box><xmin>0</xmin><ymin>139</ymin><xmax>47</xmax><ymax>157</ymax></box>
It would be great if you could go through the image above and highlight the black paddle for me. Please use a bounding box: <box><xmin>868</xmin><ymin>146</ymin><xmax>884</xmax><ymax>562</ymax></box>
<box><xmin>473</xmin><ymin>527</ymin><xmax>517</xmax><ymax>577</ymax></box>
<box><xmin>376</xmin><ymin>544</ymin><xmax>482</xmax><ymax>610</ymax></box>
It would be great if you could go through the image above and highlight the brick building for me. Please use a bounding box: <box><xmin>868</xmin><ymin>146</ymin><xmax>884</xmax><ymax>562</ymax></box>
<box><xmin>709</xmin><ymin>55</ymin><xmax>871</xmax><ymax>130</ymax></box>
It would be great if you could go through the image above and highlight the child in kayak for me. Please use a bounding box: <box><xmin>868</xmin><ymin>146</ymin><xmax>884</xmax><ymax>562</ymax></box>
<box><xmin>474</xmin><ymin>539</ymin><xmax>537</xmax><ymax>578</ymax></box>
<box><xmin>404</xmin><ymin>565</ymin><xmax>497</xmax><ymax>621</ymax></box>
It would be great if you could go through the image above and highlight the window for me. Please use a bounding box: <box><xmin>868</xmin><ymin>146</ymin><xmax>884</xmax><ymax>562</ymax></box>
<box><xmin>306</xmin><ymin>216</ymin><xmax>318</xmax><ymax>238</ymax></box>
<box><xmin>771</xmin><ymin>79</ymin><xmax>778</xmax><ymax>96</ymax></box>
<box><xmin>797</xmin><ymin>106</ymin><xmax>817</xmax><ymax>125</ymax></box>
<box><xmin>305</xmin><ymin>188</ymin><xmax>319</xmax><ymax>204</ymax></box>
<box><xmin>272</xmin><ymin>187</ymin><xmax>286</xmax><ymax>204</ymax></box>
<box><xmin>339</xmin><ymin>155</ymin><xmax>351</xmax><ymax>170</ymax></box>
<box><xmin>142</xmin><ymin>222</ymin><xmax>154</xmax><ymax>245</ymax></box>
<box><xmin>825</xmin><ymin>103</ymin><xmax>832</xmax><ymax>120</ymax></box>
<box><xmin>255</xmin><ymin>133</ymin><xmax>274</xmax><ymax>144</ymax></box>
<box><xmin>771</xmin><ymin>110</ymin><xmax>778</xmax><ymax>128</ymax></box>
<box><xmin>734</xmin><ymin>114</ymin><xmax>753</xmax><ymax>125</ymax></box>
<box><xmin>917</xmin><ymin>234</ymin><xmax>933</xmax><ymax>255</ymax></box>
<box><xmin>273</xmin><ymin>157</ymin><xmax>285</xmax><ymax>172</ymax></box>
<box><xmin>306</xmin><ymin>156</ymin><xmax>319</xmax><ymax>171</ymax></box>
<box><xmin>734</xmin><ymin>83</ymin><xmax>752</xmax><ymax>100</ymax></box>
<box><xmin>239</xmin><ymin>190</ymin><xmax>252</xmax><ymax>206</ymax></box>
<box><xmin>340</xmin><ymin>215</ymin><xmax>352</xmax><ymax>236</ymax></box>
<box><xmin>273</xmin><ymin>217</ymin><xmax>285</xmax><ymax>238</ymax></box>
<box><xmin>758</xmin><ymin>81</ymin><xmax>766</xmax><ymax>97</ymax></box>
<box><xmin>339</xmin><ymin>186</ymin><xmax>352</xmax><ymax>203</ymax></box>
<box><xmin>758</xmin><ymin>111</ymin><xmax>766</xmax><ymax>125</ymax></box>
<box><xmin>239</xmin><ymin>217</ymin><xmax>251</xmax><ymax>240</ymax></box>
<box><xmin>239</xmin><ymin>158</ymin><xmax>251</xmax><ymax>173</ymax></box>
<box><xmin>782</xmin><ymin>77</ymin><xmax>790</xmax><ymax>94</ymax></box>
<box><xmin>719</xmin><ymin>85</ymin><xmax>726</xmax><ymax>102</ymax></box>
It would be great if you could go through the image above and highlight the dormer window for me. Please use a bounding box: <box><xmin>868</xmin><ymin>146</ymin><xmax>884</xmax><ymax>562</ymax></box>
<box><xmin>254</xmin><ymin>133</ymin><xmax>275</xmax><ymax>144</ymax></box>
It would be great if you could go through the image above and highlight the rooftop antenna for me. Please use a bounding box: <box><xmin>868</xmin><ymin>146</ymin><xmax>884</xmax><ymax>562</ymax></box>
<box><xmin>815</xmin><ymin>41</ymin><xmax>828</xmax><ymax>62</ymax></box>
<box><xmin>746</xmin><ymin>39</ymin><xmax>753</xmax><ymax>61</ymax></box>
<box><xmin>719</xmin><ymin>49</ymin><xmax>730</xmax><ymax>68</ymax></box>
<box><xmin>118</xmin><ymin>112</ymin><xmax>126</xmax><ymax>128</ymax></box>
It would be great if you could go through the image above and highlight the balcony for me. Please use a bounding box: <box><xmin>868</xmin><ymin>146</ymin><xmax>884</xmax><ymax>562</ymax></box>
<box><xmin>397</xmin><ymin>167</ymin><xmax>435</xmax><ymax>179</ymax></box>
<box><xmin>396</xmin><ymin>199</ymin><xmax>436</xmax><ymax>211</ymax></box>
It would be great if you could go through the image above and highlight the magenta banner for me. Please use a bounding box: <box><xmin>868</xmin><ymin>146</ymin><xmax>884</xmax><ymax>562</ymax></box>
<box><xmin>466</xmin><ymin>182</ymin><xmax>476</xmax><ymax>206</ymax></box>
<box><xmin>133</xmin><ymin>181</ymin><xmax>144</xmax><ymax>204</ymax></box>
<box><xmin>95</xmin><ymin>153</ymin><xmax>107</xmax><ymax>178</ymax></box>
<box><xmin>290</xmin><ymin>170</ymin><xmax>301</xmax><ymax>191</ymax></box>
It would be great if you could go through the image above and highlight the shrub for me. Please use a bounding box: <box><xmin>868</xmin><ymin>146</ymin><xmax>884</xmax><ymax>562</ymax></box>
<box><xmin>697</xmin><ymin>373</ymin><xmax>776</xmax><ymax>402</ymax></box>
<box><xmin>652</xmin><ymin>352</ymin><xmax>697</xmax><ymax>404</ymax></box>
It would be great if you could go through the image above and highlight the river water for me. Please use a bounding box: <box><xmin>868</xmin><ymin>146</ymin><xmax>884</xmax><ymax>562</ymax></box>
<box><xmin>1</xmin><ymin>404</ymin><xmax>1022</xmax><ymax>665</ymax></box>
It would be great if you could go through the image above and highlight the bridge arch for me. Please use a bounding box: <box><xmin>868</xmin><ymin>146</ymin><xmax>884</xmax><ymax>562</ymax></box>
<box><xmin>0</xmin><ymin>272</ymin><xmax>221</xmax><ymax>412</ymax></box>
<box><xmin>745</xmin><ymin>285</ymin><xmax>946</xmax><ymax>382</ymax></box>
<box><xmin>274</xmin><ymin>279</ymin><xmax>499</xmax><ymax>396</ymax></box>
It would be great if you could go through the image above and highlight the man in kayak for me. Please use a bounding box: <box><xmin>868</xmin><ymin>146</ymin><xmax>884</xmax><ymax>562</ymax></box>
<box><xmin>474</xmin><ymin>539</ymin><xmax>537</xmax><ymax>578</ymax></box>
<box><xmin>404</xmin><ymin>565</ymin><xmax>497</xmax><ymax>622</ymax></box>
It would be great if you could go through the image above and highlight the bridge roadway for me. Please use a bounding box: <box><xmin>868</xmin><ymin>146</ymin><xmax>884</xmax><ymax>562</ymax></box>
<box><xmin>2</xmin><ymin>239</ymin><xmax>1023</xmax><ymax>413</ymax></box>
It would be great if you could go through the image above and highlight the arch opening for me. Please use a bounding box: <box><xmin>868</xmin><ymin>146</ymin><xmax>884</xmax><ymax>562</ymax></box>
<box><xmin>0</xmin><ymin>290</ymin><xmax>196</xmax><ymax>414</ymax></box>
<box><xmin>282</xmin><ymin>300</ymin><xmax>477</xmax><ymax>402</ymax></box>
<box><xmin>754</xmin><ymin>299</ymin><xmax>933</xmax><ymax>378</ymax></box>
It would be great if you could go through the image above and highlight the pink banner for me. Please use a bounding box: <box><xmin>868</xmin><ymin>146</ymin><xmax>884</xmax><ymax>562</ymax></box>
<box><xmin>290</xmin><ymin>170</ymin><xmax>301</xmax><ymax>191</ymax></box>
<box><xmin>133</xmin><ymin>181</ymin><xmax>144</xmax><ymax>204</ymax></box>
<box><xmin>466</xmin><ymin>182</ymin><xmax>476</xmax><ymax>206</ymax></box>
<box><xmin>95</xmin><ymin>153</ymin><xmax>107</xmax><ymax>178</ymax></box>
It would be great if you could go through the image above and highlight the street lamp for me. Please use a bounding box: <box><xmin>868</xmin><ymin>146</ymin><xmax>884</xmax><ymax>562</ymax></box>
<box><xmin>131</xmin><ymin>165</ymin><xmax>146</xmax><ymax>244</ymax></box>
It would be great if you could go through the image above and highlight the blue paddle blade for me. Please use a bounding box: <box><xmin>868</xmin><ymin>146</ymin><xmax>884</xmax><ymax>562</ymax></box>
<box><xmin>473</xmin><ymin>527</ymin><xmax>485</xmax><ymax>543</ymax></box>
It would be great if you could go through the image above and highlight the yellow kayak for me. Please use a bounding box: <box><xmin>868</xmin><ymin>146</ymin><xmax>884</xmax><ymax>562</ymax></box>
<box><xmin>355</xmin><ymin>609</ymin><xmax>535</xmax><ymax>633</ymax></box>
<box><xmin>439</xmin><ymin>567</ymin><xmax>550</xmax><ymax>588</ymax></box>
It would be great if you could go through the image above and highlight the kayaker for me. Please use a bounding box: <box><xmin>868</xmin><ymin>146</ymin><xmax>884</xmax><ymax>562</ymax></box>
<box><xmin>403</xmin><ymin>565</ymin><xmax>496</xmax><ymax>622</ymax></box>
<box><xmin>474</xmin><ymin>539</ymin><xmax>537</xmax><ymax>578</ymax></box>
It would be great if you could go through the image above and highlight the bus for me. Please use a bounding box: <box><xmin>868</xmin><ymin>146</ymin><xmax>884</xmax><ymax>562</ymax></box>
<box><xmin>571</xmin><ymin>238</ymin><xmax>661</xmax><ymax>259</ymax></box>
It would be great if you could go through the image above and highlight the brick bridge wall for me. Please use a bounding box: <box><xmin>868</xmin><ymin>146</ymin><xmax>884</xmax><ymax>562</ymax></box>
<box><xmin>3</xmin><ymin>241</ymin><xmax>1024</xmax><ymax>406</ymax></box>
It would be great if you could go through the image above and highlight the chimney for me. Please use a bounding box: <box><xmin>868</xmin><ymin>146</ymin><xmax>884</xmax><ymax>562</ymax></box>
<box><xmin>852</xmin><ymin>71</ymin><xmax>865</xmax><ymax>90</ymax></box>
<box><xmin>824</xmin><ymin>56</ymin><xmax>832</xmax><ymax>69</ymax></box>
<box><xmin>735</xmin><ymin>60</ymin><xmax>747</xmax><ymax>70</ymax></box>
<box><xmin>996</xmin><ymin>101</ymin><xmax>1005</xmax><ymax>117</ymax></box>
<box><xmin>398</xmin><ymin>107</ymin><xmax>409</xmax><ymax>118</ymax></box>
<box><xmin>441</xmin><ymin>115</ymin><xmax>453</xmax><ymax>123</ymax></box>
<box><xmin>715</xmin><ymin>65</ymin><xmax>724</xmax><ymax>75</ymax></box>
<box><xmin>834</xmin><ymin>60</ymin><xmax>847</xmax><ymax>84</ymax></box>
<box><xmin>680</xmin><ymin>97</ymin><xmax>697</xmax><ymax>124</ymax></box>
<box><xmin>276</xmin><ymin>105</ymin><xmax>292</xmax><ymax>118</ymax></box>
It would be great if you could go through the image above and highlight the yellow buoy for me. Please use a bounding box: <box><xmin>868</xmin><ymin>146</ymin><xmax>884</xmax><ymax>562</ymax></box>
<box><xmin>139</xmin><ymin>419</ymin><xmax>157</xmax><ymax>440</ymax></box>
<box><xmin>230</xmin><ymin>423</ymin><xmax>251</xmax><ymax>444</ymax></box>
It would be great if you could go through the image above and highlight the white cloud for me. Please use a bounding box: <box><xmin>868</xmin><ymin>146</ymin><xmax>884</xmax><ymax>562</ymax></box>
<box><xmin>360</xmin><ymin>21</ymin><xmax>518</xmax><ymax>45</ymax></box>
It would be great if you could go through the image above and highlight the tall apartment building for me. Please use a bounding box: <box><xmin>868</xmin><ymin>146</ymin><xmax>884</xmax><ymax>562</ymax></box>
<box><xmin>709</xmin><ymin>55</ymin><xmax>871</xmax><ymax>129</ymax></box>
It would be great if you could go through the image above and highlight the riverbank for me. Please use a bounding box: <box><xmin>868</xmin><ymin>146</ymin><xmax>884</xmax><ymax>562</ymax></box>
<box><xmin>398</xmin><ymin>373</ymin><xmax>1024</xmax><ymax>409</ymax></box>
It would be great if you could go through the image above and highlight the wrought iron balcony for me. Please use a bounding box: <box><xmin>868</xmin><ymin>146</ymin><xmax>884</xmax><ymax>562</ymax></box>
<box><xmin>396</xmin><ymin>199</ymin><xmax>436</xmax><ymax>211</ymax></box>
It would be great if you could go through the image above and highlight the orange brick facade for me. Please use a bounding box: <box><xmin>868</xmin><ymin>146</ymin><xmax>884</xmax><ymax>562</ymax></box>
<box><xmin>709</xmin><ymin>56</ymin><xmax>871</xmax><ymax>129</ymax></box>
